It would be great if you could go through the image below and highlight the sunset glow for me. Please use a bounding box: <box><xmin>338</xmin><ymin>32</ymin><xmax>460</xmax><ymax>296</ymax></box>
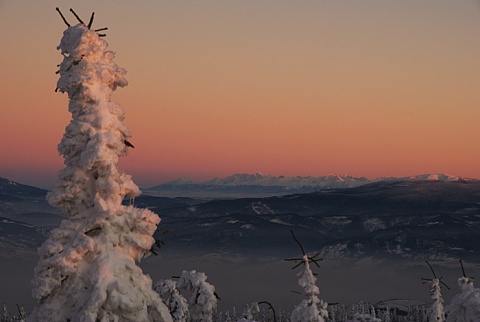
<box><xmin>1</xmin><ymin>1</ymin><xmax>479</xmax><ymax>189</ymax></box>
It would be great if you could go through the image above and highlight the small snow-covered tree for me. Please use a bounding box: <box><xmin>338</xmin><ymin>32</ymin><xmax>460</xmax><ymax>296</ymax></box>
<box><xmin>237</xmin><ymin>302</ymin><xmax>260</xmax><ymax>322</ymax></box>
<box><xmin>288</xmin><ymin>231</ymin><xmax>328</xmax><ymax>322</ymax></box>
<box><xmin>422</xmin><ymin>261</ymin><xmax>447</xmax><ymax>322</ymax></box>
<box><xmin>446</xmin><ymin>261</ymin><xmax>480</xmax><ymax>322</ymax></box>
<box><xmin>176</xmin><ymin>270</ymin><xmax>218</xmax><ymax>322</ymax></box>
<box><xmin>29</xmin><ymin>9</ymin><xmax>172</xmax><ymax>322</ymax></box>
<box><xmin>291</xmin><ymin>254</ymin><xmax>329</xmax><ymax>321</ymax></box>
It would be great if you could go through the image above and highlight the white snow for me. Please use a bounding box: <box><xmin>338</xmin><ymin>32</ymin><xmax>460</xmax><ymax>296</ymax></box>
<box><xmin>251</xmin><ymin>201</ymin><xmax>275</xmax><ymax>214</ymax></box>
<box><xmin>362</xmin><ymin>218</ymin><xmax>386</xmax><ymax>232</ymax></box>
<box><xmin>269</xmin><ymin>218</ymin><xmax>294</xmax><ymax>226</ymax></box>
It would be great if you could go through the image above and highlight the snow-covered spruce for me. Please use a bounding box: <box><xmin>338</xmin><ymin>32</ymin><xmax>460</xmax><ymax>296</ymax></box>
<box><xmin>155</xmin><ymin>279</ymin><xmax>189</xmax><ymax>321</ymax></box>
<box><xmin>29</xmin><ymin>20</ymin><xmax>172</xmax><ymax>322</ymax></box>
<box><xmin>446</xmin><ymin>276</ymin><xmax>480</xmax><ymax>322</ymax></box>
<box><xmin>291</xmin><ymin>255</ymin><xmax>329</xmax><ymax>322</ymax></box>
<box><xmin>176</xmin><ymin>270</ymin><xmax>218</xmax><ymax>322</ymax></box>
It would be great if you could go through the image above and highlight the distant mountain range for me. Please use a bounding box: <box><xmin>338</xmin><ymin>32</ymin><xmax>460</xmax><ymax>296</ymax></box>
<box><xmin>144</xmin><ymin>173</ymin><xmax>470</xmax><ymax>198</ymax></box>
<box><xmin>149</xmin><ymin>178</ymin><xmax>480</xmax><ymax>261</ymax></box>
<box><xmin>1</xmin><ymin>174</ymin><xmax>479</xmax><ymax>264</ymax></box>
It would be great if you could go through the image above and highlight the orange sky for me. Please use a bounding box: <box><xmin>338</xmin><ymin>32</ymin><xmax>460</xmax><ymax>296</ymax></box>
<box><xmin>1</xmin><ymin>1</ymin><xmax>479</xmax><ymax>189</ymax></box>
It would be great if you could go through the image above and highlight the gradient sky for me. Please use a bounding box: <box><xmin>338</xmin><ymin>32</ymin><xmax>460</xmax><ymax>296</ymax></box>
<box><xmin>1</xmin><ymin>1</ymin><xmax>479</xmax><ymax>189</ymax></box>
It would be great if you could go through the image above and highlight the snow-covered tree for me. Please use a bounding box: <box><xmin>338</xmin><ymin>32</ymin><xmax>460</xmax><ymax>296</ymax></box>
<box><xmin>422</xmin><ymin>261</ymin><xmax>446</xmax><ymax>322</ymax></box>
<box><xmin>29</xmin><ymin>9</ymin><xmax>172</xmax><ymax>322</ymax></box>
<box><xmin>237</xmin><ymin>302</ymin><xmax>260</xmax><ymax>322</ymax></box>
<box><xmin>176</xmin><ymin>270</ymin><xmax>218</xmax><ymax>322</ymax></box>
<box><xmin>155</xmin><ymin>279</ymin><xmax>189</xmax><ymax>321</ymax></box>
<box><xmin>446</xmin><ymin>276</ymin><xmax>480</xmax><ymax>321</ymax></box>
<box><xmin>429</xmin><ymin>278</ymin><xmax>446</xmax><ymax>322</ymax></box>
<box><xmin>291</xmin><ymin>254</ymin><xmax>329</xmax><ymax>322</ymax></box>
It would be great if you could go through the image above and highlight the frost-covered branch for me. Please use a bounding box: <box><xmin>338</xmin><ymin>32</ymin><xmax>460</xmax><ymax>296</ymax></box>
<box><xmin>177</xmin><ymin>270</ymin><xmax>218</xmax><ymax>322</ymax></box>
<box><xmin>155</xmin><ymin>279</ymin><xmax>189</xmax><ymax>321</ymax></box>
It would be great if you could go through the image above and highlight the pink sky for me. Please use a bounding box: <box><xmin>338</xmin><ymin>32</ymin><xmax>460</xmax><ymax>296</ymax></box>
<box><xmin>1</xmin><ymin>1</ymin><xmax>479</xmax><ymax>189</ymax></box>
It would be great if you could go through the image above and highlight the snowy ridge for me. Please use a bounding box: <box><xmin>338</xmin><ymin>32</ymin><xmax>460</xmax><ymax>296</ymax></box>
<box><xmin>155</xmin><ymin>173</ymin><xmax>370</xmax><ymax>189</ymax></box>
<box><xmin>382</xmin><ymin>173</ymin><xmax>474</xmax><ymax>183</ymax></box>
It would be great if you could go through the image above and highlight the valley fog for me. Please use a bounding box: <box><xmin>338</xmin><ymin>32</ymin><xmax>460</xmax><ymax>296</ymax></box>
<box><xmin>3</xmin><ymin>252</ymin><xmax>478</xmax><ymax>314</ymax></box>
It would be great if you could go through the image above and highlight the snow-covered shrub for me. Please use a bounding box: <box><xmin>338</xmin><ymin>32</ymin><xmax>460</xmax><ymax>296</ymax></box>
<box><xmin>291</xmin><ymin>255</ymin><xmax>329</xmax><ymax>322</ymax></box>
<box><xmin>446</xmin><ymin>277</ymin><xmax>480</xmax><ymax>322</ymax></box>
<box><xmin>155</xmin><ymin>279</ymin><xmax>189</xmax><ymax>321</ymax></box>
<box><xmin>237</xmin><ymin>302</ymin><xmax>260</xmax><ymax>322</ymax></box>
<box><xmin>29</xmin><ymin>11</ymin><xmax>172</xmax><ymax>322</ymax></box>
<box><xmin>349</xmin><ymin>313</ymin><xmax>381</xmax><ymax>322</ymax></box>
<box><xmin>177</xmin><ymin>270</ymin><xmax>218</xmax><ymax>321</ymax></box>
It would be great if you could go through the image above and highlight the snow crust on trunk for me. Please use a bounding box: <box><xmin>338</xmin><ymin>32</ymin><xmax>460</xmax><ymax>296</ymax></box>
<box><xmin>29</xmin><ymin>23</ymin><xmax>171</xmax><ymax>322</ymax></box>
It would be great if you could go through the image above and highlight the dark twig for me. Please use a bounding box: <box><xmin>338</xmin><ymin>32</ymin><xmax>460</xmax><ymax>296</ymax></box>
<box><xmin>95</xmin><ymin>27</ymin><xmax>109</xmax><ymax>32</ymax></box>
<box><xmin>422</xmin><ymin>261</ymin><xmax>450</xmax><ymax>290</ymax></box>
<box><xmin>426</xmin><ymin>261</ymin><xmax>437</xmax><ymax>279</ymax></box>
<box><xmin>157</xmin><ymin>225</ymin><xmax>177</xmax><ymax>237</ymax></box>
<box><xmin>124</xmin><ymin>139</ymin><xmax>135</xmax><ymax>148</ymax></box>
<box><xmin>149</xmin><ymin>238</ymin><xmax>165</xmax><ymax>256</ymax></box>
<box><xmin>56</xmin><ymin>8</ymin><xmax>70</xmax><ymax>27</ymax></box>
<box><xmin>286</xmin><ymin>230</ymin><xmax>323</xmax><ymax>269</ymax></box>
<box><xmin>70</xmin><ymin>8</ymin><xmax>85</xmax><ymax>25</ymax></box>
<box><xmin>16</xmin><ymin>304</ymin><xmax>24</xmax><ymax>318</ymax></box>
<box><xmin>87</xmin><ymin>12</ymin><xmax>95</xmax><ymax>29</ymax></box>
<box><xmin>460</xmin><ymin>259</ymin><xmax>466</xmax><ymax>277</ymax></box>
<box><xmin>292</xmin><ymin>261</ymin><xmax>305</xmax><ymax>270</ymax></box>
<box><xmin>440</xmin><ymin>280</ymin><xmax>450</xmax><ymax>290</ymax></box>
<box><xmin>258</xmin><ymin>301</ymin><xmax>277</xmax><ymax>322</ymax></box>
<box><xmin>291</xmin><ymin>230</ymin><xmax>306</xmax><ymax>256</ymax></box>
